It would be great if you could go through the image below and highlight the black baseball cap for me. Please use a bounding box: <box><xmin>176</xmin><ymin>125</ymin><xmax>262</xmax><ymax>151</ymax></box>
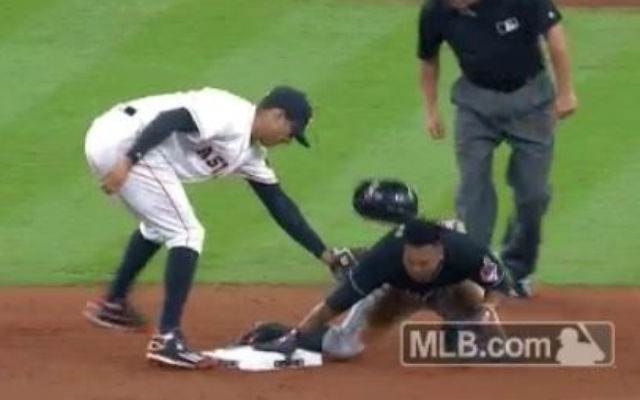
<box><xmin>259</xmin><ymin>85</ymin><xmax>313</xmax><ymax>147</ymax></box>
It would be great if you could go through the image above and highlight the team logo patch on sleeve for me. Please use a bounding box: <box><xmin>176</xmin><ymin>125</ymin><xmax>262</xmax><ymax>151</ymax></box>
<box><xmin>480</xmin><ymin>256</ymin><xmax>499</xmax><ymax>283</ymax></box>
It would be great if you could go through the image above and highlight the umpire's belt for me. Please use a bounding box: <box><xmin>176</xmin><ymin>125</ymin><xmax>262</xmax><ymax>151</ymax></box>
<box><xmin>468</xmin><ymin>69</ymin><xmax>542</xmax><ymax>93</ymax></box>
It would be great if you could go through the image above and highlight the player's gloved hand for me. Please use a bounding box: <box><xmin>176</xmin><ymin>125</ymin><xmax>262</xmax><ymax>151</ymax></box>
<box><xmin>328</xmin><ymin>247</ymin><xmax>361</xmax><ymax>282</ymax></box>
<box><xmin>253</xmin><ymin>329</ymin><xmax>299</xmax><ymax>355</ymax></box>
<box><xmin>101</xmin><ymin>158</ymin><xmax>133</xmax><ymax>194</ymax></box>
<box><xmin>236</xmin><ymin>321</ymin><xmax>292</xmax><ymax>346</ymax></box>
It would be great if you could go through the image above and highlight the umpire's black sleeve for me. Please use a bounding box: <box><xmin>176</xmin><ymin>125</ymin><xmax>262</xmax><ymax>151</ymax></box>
<box><xmin>417</xmin><ymin>0</ymin><xmax>444</xmax><ymax>60</ymax></box>
<box><xmin>247</xmin><ymin>180</ymin><xmax>327</xmax><ymax>258</ymax></box>
<box><xmin>525</xmin><ymin>0</ymin><xmax>562</xmax><ymax>36</ymax></box>
<box><xmin>126</xmin><ymin>107</ymin><xmax>198</xmax><ymax>164</ymax></box>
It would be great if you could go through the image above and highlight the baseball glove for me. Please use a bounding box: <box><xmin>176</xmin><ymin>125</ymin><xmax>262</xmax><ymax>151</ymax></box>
<box><xmin>236</xmin><ymin>321</ymin><xmax>292</xmax><ymax>346</ymax></box>
<box><xmin>328</xmin><ymin>246</ymin><xmax>368</xmax><ymax>282</ymax></box>
<box><xmin>253</xmin><ymin>329</ymin><xmax>299</xmax><ymax>356</ymax></box>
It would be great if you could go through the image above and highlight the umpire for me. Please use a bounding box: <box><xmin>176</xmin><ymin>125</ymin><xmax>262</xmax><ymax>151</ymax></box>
<box><xmin>417</xmin><ymin>0</ymin><xmax>577</xmax><ymax>296</ymax></box>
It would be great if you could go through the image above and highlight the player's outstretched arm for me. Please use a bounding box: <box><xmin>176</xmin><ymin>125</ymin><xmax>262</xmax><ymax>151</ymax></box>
<box><xmin>467</xmin><ymin>250</ymin><xmax>512</xmax><ymax>327</ymax></box>
<box><xmin>247</xmin><ymin>180</ymin><xmax>333</xmax><ymax>266</ymax></box>
<box><xmin>298</xmin><ymin>302</ymin><xmax>341</xmax><ymax>334</ymax></box>
<box><xmin>299</xmin><ymin>258</ymin><xmax>382</xmax><ymax>334</ymax></box>
<box><xmin>483</xmin><ymin>289</ymin><xmax>507</xmax><ymax>311</ymax></box>
<box><xmin>252</xmin><ymin>301</ymin><xmax>340</xmax><ymax>355</ymax></box>
<box><xmin>253</xmin><ymin>267</ymin><xmax>377</xmax><ymax>354</ymax></box>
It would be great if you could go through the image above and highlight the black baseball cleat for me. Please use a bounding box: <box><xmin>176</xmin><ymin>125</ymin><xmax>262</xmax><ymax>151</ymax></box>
<box><xmin>511</xmin><ymin>278</ymin><xmax>533</xmax><ymax>298</ymax></box>
<box><xmin>83</xmin><ymin>299</ymin><xmax>148</xmax><ymax>332</ymax></box>
<box><xmin>146</xmin><ymin>330</ymin><xmax>216</xmax><ymax>370</ymax></box>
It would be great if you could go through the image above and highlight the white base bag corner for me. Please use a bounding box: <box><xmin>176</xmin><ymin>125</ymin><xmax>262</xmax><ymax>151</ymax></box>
<box><xmin>203</xmin><ymin>346</ymin><xmax>323</xmax><ymax>371</ymax></box>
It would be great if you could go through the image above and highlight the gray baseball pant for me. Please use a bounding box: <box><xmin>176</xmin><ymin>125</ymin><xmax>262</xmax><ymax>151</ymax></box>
<box><xmin>451</xmin><ymin>72</ymin><xmax>556</xmax><ymax>280</ymax></box>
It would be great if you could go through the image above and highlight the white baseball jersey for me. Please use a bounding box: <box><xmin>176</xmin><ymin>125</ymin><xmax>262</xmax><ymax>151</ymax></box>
<box><xmin>84</xmin><ymin>88</ymin><xmax>277</xmax><ymax>253</ymax></box>
<box><xmin>108</xmin><ymin>87</ymin><xmax>277</xmax><ymax>184</ymax></box>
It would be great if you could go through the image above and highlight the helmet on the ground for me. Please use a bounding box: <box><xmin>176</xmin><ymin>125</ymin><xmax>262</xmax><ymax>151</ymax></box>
<box><xmin>352</xmin><ymin>179</ymin><xmax>419</xmax><ymax>224</ymax></box>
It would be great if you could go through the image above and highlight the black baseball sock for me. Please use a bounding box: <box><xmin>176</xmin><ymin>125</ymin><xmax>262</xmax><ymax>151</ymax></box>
<box><xmin>106</xmin><ymin>229</ymin><xmax>161</xmax><ymax>303</ymax></box>
<box><xmin>159</xmin><ymin>247</ymin><xmax>199</xmax><ymax>334</ymax></box>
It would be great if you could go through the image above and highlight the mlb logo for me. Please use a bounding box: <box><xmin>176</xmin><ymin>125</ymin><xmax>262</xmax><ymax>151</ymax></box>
<box><xmin>496</xmin><ymin>17</ymin><xmax>520</xmax><ymax>35</ymax></box>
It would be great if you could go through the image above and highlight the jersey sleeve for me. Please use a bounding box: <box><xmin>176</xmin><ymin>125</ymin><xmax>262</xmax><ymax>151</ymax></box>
<box><xmin>235</xmin><ymin>146</ymin><xmax>278</xmax><ymax>184</ymax></box>
<box><xmin>182</xmin><ymin>88</ymin><xmax>234</xmax><ymax>141</ymax></box>
<box><xmin>524</xmin><ymin>0</ymin><xmax>562</xmax><ymax>36</ymax></box>
<box><xmin>469</xmin><ymin>251</ymin><xmax>511</xmax><ymax>294</ymax></box>
<box><xmin>417</xmin><ymin>0</ymin><xmax>444</xmax><ymax>60</ymax></box>
<box><xmin>246</xmin><ymin>180</ymin><xmax>326</xmax><ymax>258</ymax></box>
<box><xmin>325</xmin><ymin>233</ymin><xmax>400</xmax><ymax>312</ymax></box>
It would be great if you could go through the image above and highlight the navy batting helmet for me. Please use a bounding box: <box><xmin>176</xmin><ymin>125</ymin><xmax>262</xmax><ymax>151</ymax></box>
<box><xmin>352</xmin><ymin>179</ymin><xmax>419</xmax><ymax>224</ymax></box>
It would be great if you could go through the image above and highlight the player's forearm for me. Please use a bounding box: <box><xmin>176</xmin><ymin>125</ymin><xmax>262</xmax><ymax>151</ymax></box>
<box><xmin>297</xmin><ymin>302</ymin><xmax>340</xmax><ymax>334</ymax></box>
<box><xmin>483</xmin><ymin>289</ymin><xmax>506</xmax><ymax>308</ymax></box>
<box><xmin>420</xmin><ymin>58</ymin><xmax>440</xmax><ymax>111</ymax></box>
<box><xmin>248</xmin><ymin>181</ymin><xmax>327</xmax><ymax>258</ymax></box>
<box><xmin>545</xmin><ymin>24</ymin><xmax>574</xmax><ymax>96</ymax></box>
<box><xmin>126</xmin><ymin>107</ymin><xmax>197</xmax><ymax>164</ymax></box>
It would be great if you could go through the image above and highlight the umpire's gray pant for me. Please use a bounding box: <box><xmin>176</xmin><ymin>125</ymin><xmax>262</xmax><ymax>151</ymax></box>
<box><xmin>451</xmin><ymin>72</ymin><xmax>556</xmax><ymax>280</ymax></box>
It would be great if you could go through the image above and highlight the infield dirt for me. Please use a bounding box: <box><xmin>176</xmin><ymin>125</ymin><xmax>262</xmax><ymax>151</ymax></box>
<box><xmin>1</xmin><ymin>285</ymin><xmax>639</xmax><ymax>400</ymax></box>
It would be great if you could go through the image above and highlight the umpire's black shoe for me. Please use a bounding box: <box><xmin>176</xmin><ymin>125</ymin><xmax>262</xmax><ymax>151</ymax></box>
<box><xmin>511</xmin><ymin>278</ymin><xmax>533</xmax><ymax>298</ymax></box>
<box><xmin>146</xmin><ymin>330</ymin><xmax>216</xmax><ymax>370</ymax></box>
<box><xmin>83</xmin><ymin>299</ymin><xmax>148</xmax><ymax>332</ymax></box>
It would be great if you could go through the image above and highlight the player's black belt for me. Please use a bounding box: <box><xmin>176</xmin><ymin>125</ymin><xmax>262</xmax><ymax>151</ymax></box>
<box><xmin>123</xmin><ymin>106</ymin><xmax>137</xmax><ymax>116</ymax></box>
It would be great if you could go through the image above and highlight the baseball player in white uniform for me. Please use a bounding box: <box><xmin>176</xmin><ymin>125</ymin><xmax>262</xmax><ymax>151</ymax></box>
<box><xmin>83</xmin><ymin>85</ymin><xmax>337</xmax><ymax>369</ymax></box>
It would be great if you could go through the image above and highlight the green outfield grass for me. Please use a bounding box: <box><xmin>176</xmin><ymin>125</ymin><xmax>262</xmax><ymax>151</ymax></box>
<box><xmin>1</xmin><ymin>0</ymin><xmax>639</xmax><ymax>286</ymax></box>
